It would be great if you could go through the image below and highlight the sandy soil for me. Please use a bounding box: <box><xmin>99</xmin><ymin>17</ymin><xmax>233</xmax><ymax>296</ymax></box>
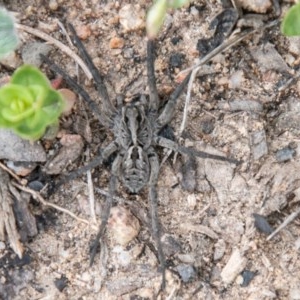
<box><xmin>1</xmin><ymin>0</ymin><xmax>300</xmax><ymax>299</ymax></box>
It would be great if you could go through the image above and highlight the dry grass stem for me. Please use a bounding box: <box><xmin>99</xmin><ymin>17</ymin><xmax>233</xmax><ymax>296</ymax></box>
<box><xmin>12</xmin><ymin>181</ymin><xmax>98</xmax><ymax>230</ymax></box>
<box><xmin>15</xmin><ymin>23</ymin><xmax>93</xmax><ymax>80</ymax></box>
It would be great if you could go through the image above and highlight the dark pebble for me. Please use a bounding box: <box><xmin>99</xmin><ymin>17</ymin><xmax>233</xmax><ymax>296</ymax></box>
<box><xmin>275</xmin><ymin>147</ymin><xmax>296</xmax><ymax>162</ymax></box>
<box><xmin>241</xmin><ymin>270</ymin><xmax>258</xmax><ymax>287</ymax></box>
<box><xmin>253</xmin><ymin>213</ymin><xmax>273</xmax><ymax>235</ymax></box>
<box><xmin>54</xmin><ymin>275</ymin><xmax>68</xmax><ymax>292</ymax></box>
<box><xmin>176</xmin><ymin>264</ymin><xmax>197</xmax><ymax>283</ymax></box>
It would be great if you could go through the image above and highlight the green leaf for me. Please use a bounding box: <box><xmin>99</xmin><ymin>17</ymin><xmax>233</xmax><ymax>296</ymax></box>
<box><xmin>11</xmin><ymin>65</ymin><xmax>51</xmax><ymax>88</ymax></box>
<box><xmin>0</xmin><ymin>65</ymin><xmax>65</xmax><ymax>140</ymax></box>
<box><xmin>0</xmin><ymin>8</ymin><xmax>19</xmax><ymax>59</ymax></box>
<box><xmin>147</xmin><ymin>0</ymin><xmax>168</xmax><ymax>38</ymax></box>
<box><xmin>0</xmin><ymin>85</ymin><xmax>34</xmax><ymax>124</ymax></box>
<box><xmin>281</xmin><ymin>2</ymin><xmax>300</xmax><ymax>36</ymax></box>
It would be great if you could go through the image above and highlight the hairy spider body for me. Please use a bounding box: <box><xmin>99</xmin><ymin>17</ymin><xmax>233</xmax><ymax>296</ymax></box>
<box><xmin>42</xmin><ymin>24</ymin><xmax>239</xmax><ymax>289</ymax></box>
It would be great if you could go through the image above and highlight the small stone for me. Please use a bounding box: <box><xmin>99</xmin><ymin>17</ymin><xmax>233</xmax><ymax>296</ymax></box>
<box><xmin>288</xmin><ymin>37</ymin><xmax>300</xmax><ymax>56</ymax></box>
<box><xmin>22</xmin><ymin>42</ymin><xmax>52</xmax><ymax>67</ymax></box>
<box><xmin>75</xmin><ymin>25</ymin><xmax>91</xmax><ymax>40</ymax></box>
<box><xmin>109</xmin><ymin>37</ymin><xmax>125</xmax><ymax>49</ymax></box>
<box><xmin>43</xmin><ymin>134</ymin><xmax>84</xmax><ymax>174</ymax></box>
<box><xmin>187</xmin><ymin>194</ymin><xmax>197</xmax><ymax>210</ymax></box>
<box><xmin>275</xmin><ymin>147</ymin><xmax>296</xmax><ymax>162</ymax></box>
<box><xmin>221</xmin><ymin>248</ymin><xmax>247</xmax><ymax>285</ymax></box>
<box><xmin>0</xmin><ymin>241</ymin><xmax>6</xmax><ymax>250</ymax></box>
<box><xmin>228</xmin><ymin>70</ymin><xmax>244</xmax><ymax>89</ymax></box>
<box><xmin>214</xmin><ymin>239</ymin><xmax>226</xmax><ymax>261</ymax></box>
<box><xmin>0</xmin><ymin>129</ymin><xmax>46</xmax><ymax>162</ymax></box>
<box><xmin>54</xmin><ymin>275</ymin><xmax>68</xmax><ymax>292</ymax></box>
<box><xmin>237</xmin><ymin>0</ymin><xmax>272</xmax><ymax>13</ymax></box>
<box><xmin>250</xmin><ymin>130</ymin><xmax>268</xmax><ymax>160</ymax></box>
<box><xmin>119</xmin><ymin>4</ymin><xmax>144</xmax><ymax>32</ymax></box>
<box><xmin>240</xmin><ymin>270</ymin><xmax>257</xmax><ymax>287</ymax></box>
<box><xmin>250</xmin><ymin>43</ymin><xmax>290</xmax><ymax>73</ymax></box>
<box><xmin>176</xmin><ymin>264</ymin><xmax>197</xmax><ymax>283</ymax></box>
<box><xmin>59</xmin><ymin>88</ymin><xmax>77</xmax><ymax>116</ymax></box>
<box><xmin>49</xmin><ymin>0</ymin><xmax>58</xmax><ymax>11</ymax></box>
<box><xmin>6</xmin><ymin>161</ymin><xmax>37</xmax><ymax>176</ymax></box>
<box><xmin>253</xmin><ymin>213</ymin><xmax>273</xmax><ymax>235</ymax></box>
<box><xmin>108</xmin><ymin>206</ymin><xmax>140</xmax><ymax>246</ymax></box>
<box><xmin>0</xmin><ymin>51</ymin><xmax>21</xmax><ymax>69</ymax></box>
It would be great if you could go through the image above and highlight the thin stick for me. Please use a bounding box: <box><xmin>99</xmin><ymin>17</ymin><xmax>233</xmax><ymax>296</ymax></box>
<box><xmin>178</xmin><ymin>20</ymin><xmax>278</xmax><ymax>137</ymax></box>
<box><xmin>87</xmin><ymin>170</ymin><xmax>97</xmax><ymax>223</ymax></box>
<box><xmin>0</xmin><ymin>161</ymin><xmax>27</xmax><ymax>185</ymax></box>
<box><xmin>15</xmin><ymin>23</ymin><xmax>92</xmax><ymax>80</ymax></box>
<box><xmin>12</xmin><ymin>181</ymin><xmax>98</xmax><ymax>230</ymax></box>
<box><xmin>267</xmin><ymin>206</ymin><xmax>300</xmax><ymax>241</ymax></box>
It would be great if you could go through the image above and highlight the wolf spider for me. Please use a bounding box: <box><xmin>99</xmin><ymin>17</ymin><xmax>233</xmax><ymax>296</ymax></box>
<box><xmin>42</xmin><ymin>24</ymin><xmax>238</xmax><ymax>288</ymax></box>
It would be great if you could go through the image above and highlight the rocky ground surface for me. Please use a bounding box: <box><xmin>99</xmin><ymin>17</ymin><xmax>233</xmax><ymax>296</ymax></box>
<box><xmin>1</xmin><ymin>0</ymin><xmax>300</xmax><ymax>299</ymax></box>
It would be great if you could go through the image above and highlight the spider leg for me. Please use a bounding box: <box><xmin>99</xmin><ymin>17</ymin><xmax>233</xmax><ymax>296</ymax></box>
<box><xmin>40</xmin><ymin>54</ymin><xmax>111</xmax><ymax>127</ymax></box>
<box><xmin>49</xmin><ymin>141</ymin><xmax>118</xmax><ymax>194</ymax></box>
<box><xmin>155</xmin><ymin>136</ymin><xmax>241</xmax><ymax>165</ymax></box>
<box><xmin>148</xmin><ymin>148</ymin><xmax>166</xmax><ymax>289</ymax></box>
<box><xmin>67</xmin><ymin>24</ymin><xmax>116</xmax><ymax>118</ymax></box>
<box><xmin>89</xmin><ymin>153</ymin><xmax>121</xmax><ymax>266</ymax></box>
<box><xmin>147</xmin><ymin>40</ymin><xmax>159</xmax><ymax>111</ymax></box>
<box><xmin>156</xmin><ymin>72</ymin><xmax>191</xmax><ymax>130</ymax></box>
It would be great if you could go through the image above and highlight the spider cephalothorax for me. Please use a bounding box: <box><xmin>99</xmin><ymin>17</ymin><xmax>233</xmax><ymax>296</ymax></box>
<box><xmin>42</xmin><ymin>23</ymin><xmax>239</xmax><ymax>289</ymax></box>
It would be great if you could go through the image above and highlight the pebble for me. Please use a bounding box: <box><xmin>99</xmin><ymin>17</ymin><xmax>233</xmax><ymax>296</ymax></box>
<box><xmin>59</xmin><ymin>88</ymin><xmax>77</xmax><ymax>116</ymax></box>
<box><xmin>0</xmin><ymin>129</ymin><xmax>46</xmax><ymax>162</ymax></box>
<box><xmin>250</xmin><ymin>130</ymin><xmax>268</xmax><ymax>160</ymax></box>
<box><xmin>75</xmin><ymin>24</ymin><xmax>91</xmax><ymax>40</ymax></box>
<box><xmin>275</xmin><ymin>146</ymin><xmax>296</xmax><ymax>162</ymax></box>
<box><xmin>43</xmin><ymin>134</ymin><xmax>84</xmax><ymax>175</ymax></box>
<box><xmin>240</xmin><ymin>270</ymin><xmax>257</xmax><ymax>287</ymax></box>
<box><xmin>119</xmin><ymin>4</ymin><xmax>144</xmax><ymax>32</ymax></box>
<box><xmin>238</xmin><ymin>0</ymin><xmax>272</xmax><ymax>13</ymax></box>
<box><xmin>0</xmin><ymin>51</ymin><xmax>21</xmax><ymax>69</ymax></box>
<box><xmin>220</xmin><ymin>248</ymin><xmax>247</xmax><ymax>285</ymax></box>
<box><xmin>109</xmin><ymin>37</ymin><xmax>125</xmax><ymax>49</ymax></box>
<box><xmin>0</xmin><ymin>241</ymin><xmax>5</xmax><ymax>250</ymax></box>
<box><xmin>250</xmin><ymin>43</ymin><xmax>290</xmax><ymax>73</ymax></box>
<box><xmin>108</xmin><ymin>206</ymin><xmax>140</xmax><ymax>246</ymax></box>
<box><xmin>22</xmin><ymin>42</ymin><xmax>52</xmax><ymax>67</ymax></box>
<box><xmin>6</xmin><ymin>161</ymin><xmax>37</xmax><ymax>176</ymax></box>
<box><xmin>176</xmin><ymin>264</ymin><xmax>197</xmax><ymax>283</ymax></box>
<box><xmin>49</xmin><ymin>0</ymin><xmax>58</xmax><ymax>11</ymax></box>
<box><xmin>253</xmin><ymin>213</ymin><xmax>273</xmax><ymax>235</ymax></box>
<box><xmin>214</xmin><ymin>239</ymin><xmax>226</xmax><ymax>261</ymax></box>
<box><xmin>288</xmin><ymin>36</ymin><xmax>300</xmax><ymax>56</ymax></box>
<box><xmin>228</xmin><ymin>70</ymin><xmax>244</xmax><ymax>89</ymax></box>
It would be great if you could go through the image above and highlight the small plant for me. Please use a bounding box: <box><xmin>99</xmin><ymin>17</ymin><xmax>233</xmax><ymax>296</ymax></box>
<box><xmin>281</xmin><ymin>2</ymin><xmax>300</xmax><ymax>36</ymax></box>
<box><xmin>0</xmin><ymin>65</ymin><xmax>65</xmax><ymax>140</ymax></box>
<box><xmin>146</xmin><ymin>0</ymin><xmax>190</xmax><ymax>38</ymax></box>
<box><xmin>0</xmin><ymin>7</ymin><xmax>19</xmax><ymax>59</ymax></box>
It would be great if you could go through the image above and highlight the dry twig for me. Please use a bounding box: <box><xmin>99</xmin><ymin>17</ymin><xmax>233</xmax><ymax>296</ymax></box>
<box><xmin>267</xmin><ymin>206</ymin><xmax>300</xmax><ymax>241</ymax></box>
<box><xmin>12</xmin><ymin>182</ymin><xmax>98</xmax><ymax>231</ymax></box>
<box><xmin>15</xmin><ymin>23</ymin><xmax>93</xmax><ymax>80</ymax></box>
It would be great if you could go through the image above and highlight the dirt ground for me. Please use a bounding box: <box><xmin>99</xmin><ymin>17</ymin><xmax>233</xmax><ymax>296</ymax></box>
<box><xmin>1</xmin><ymin>0</ymin><xmax>300</xmax><ymax>299</ymax></box>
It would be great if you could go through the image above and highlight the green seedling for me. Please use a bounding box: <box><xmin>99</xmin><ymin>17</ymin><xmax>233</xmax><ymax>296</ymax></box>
<box><xmin>0</xmin><ymin>7</ymin><xmax>19</xmax><ymax>59</ymax></box>
<box><xmin>0</xmin><ymin>65</ymin><xmax>65</xmax><ymax>140</ymax></box>
<box><xmin>147</xmin><ymin>0</ymin><xmax>190</xmax><ymax>38</ymax></box>
<box><xmin>281</xmin><ymin>2</ymin><xmax>300</xmax><ymax>36</ymax></box>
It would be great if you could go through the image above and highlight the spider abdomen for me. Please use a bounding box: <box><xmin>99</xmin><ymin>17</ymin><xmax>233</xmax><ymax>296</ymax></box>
<box><xmin>121</xmin><ymin>146</ymin><xmax>150</xmax><ymax>193</ymax></box>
